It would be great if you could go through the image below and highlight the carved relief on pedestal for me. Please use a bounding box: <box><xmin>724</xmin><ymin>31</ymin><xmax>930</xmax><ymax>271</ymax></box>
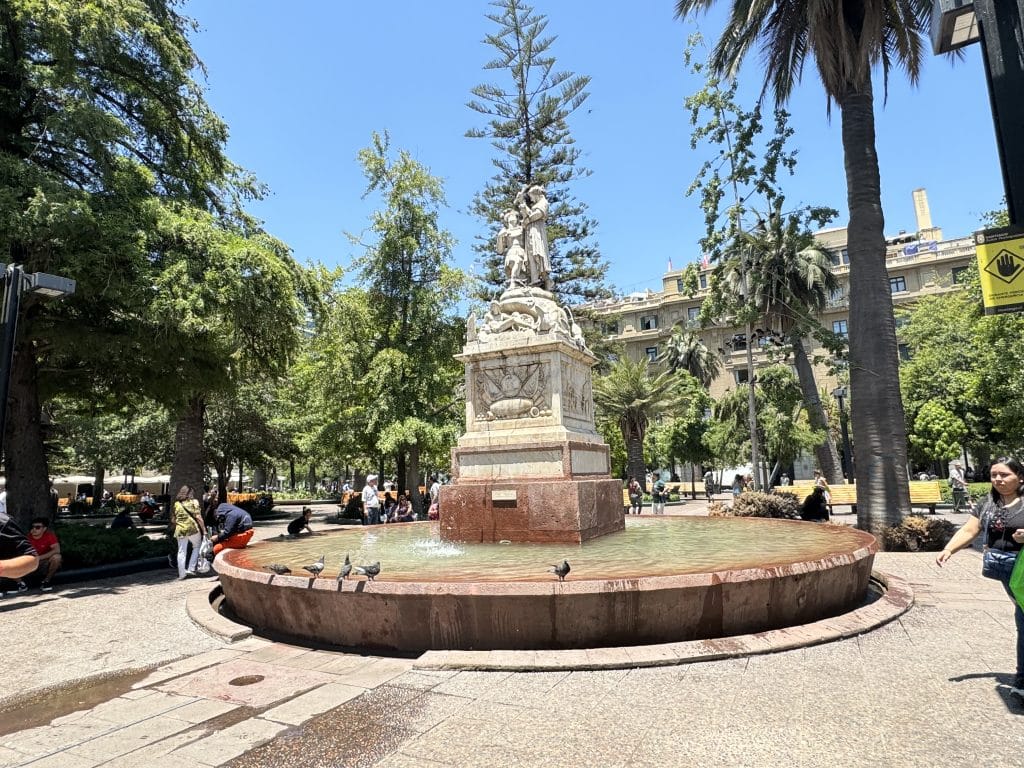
<box><xmin>560</xmin><ymin>359</ymin><xmax>593</xmax><ymax>421</ymax></box>
<box><xmin>474</xmin><ymin>362</ymin><xmax>551</xmax><ymax>421</ymax></box>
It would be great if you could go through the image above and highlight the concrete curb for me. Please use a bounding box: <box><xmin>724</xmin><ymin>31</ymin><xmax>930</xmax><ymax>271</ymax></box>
<box><xmin>185</xmin><ymin>583</ymin><xmax>253</xmax><ymax>642</ymax></box>
<box><xmin>413</xmin><ymin>569</ymin><xmax>913</xmax><ymax>672</ymax></box>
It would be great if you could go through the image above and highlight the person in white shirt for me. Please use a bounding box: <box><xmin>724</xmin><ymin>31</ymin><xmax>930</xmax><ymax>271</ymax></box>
<box><xmin>362</xmin><ymin>475</ymin><xmax>381</xmax><ymax>525</ymax></box>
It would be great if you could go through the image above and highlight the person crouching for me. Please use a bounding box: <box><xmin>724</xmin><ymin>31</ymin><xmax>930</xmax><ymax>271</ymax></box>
<box><xmin>211</xmin><ymin>500</ymin><xmax>254</xmax><ymax>554</ymax></box>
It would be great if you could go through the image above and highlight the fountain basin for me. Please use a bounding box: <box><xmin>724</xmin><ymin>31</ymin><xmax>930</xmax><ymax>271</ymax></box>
<box><xmin>216</xmin><ymin>517</ymin><xmax>877</xmax><ymax>652</ymax></box>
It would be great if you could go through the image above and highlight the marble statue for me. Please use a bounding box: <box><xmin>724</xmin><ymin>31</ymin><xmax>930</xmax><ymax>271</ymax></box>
<box><xmin>496</xmin><ymin>210</ymin><xmax>528</xmax><ymax>288</ymax></box>
<box><xmin>516</xmin><ymin>185</ymin><xmax>551</xmax><ymax>290</ymax></box>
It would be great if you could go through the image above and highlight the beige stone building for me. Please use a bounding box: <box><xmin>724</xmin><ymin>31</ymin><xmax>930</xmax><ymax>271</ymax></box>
<box><xmin>585</xmin><ymin>190</ymin><xmax>975</xmax><ymax>399</ymax></box>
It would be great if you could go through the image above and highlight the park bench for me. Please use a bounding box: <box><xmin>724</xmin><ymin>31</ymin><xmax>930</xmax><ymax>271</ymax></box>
<box><xmin>781</xmin><ymin>479</ymin><xmax>943</xmax><ymax>514</ymax></box>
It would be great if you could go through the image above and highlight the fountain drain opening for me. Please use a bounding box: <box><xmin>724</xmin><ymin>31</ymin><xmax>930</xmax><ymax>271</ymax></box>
<box><xmin>228</xmin><ymin>675</ymin><xmax>264</xmax><ymax>687</ymax></box>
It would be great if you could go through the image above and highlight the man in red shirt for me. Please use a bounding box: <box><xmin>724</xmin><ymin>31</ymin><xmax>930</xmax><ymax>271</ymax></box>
<box><xmin>25</xmin><ymin>517</ymin><xmax>62</xmax><ymax>591</ymax></box>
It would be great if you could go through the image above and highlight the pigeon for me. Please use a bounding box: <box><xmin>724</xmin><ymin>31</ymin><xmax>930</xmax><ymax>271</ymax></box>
<box><xmin>266</xmin><ymin>563</ymin><xmax>291</xmax><ymax>575</ymax></box>
<box><xmin>549</xmin><ymin>560</ymin><xmax>570</xmax><ymax>582</ymax></box>
<box><xmin>355</xmin><ymin>561</ymin><xmax>381</xmax><ymax>581</ymax></box>
<box><xmin>337</xmin><ymin>553</ymin><xmax>352</xmax><ymax>582</ymax></box>
<box><xmin>303</xmin><ymin>554</ymin><xmax>326</xmax><ymax>578</ymax></box>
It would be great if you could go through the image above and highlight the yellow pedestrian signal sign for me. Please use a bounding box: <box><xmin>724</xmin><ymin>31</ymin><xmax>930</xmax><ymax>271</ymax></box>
<box><xmin>976</xmin><ymin>226</ymin><xmax>1024</xmax><ymax>314</ymax></box>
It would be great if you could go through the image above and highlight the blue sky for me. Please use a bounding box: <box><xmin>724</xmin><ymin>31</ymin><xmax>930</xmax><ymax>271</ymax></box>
<box><xmin>182</xmin><ymin>1</ymin><xmax>1003</xmax><ymax>295</ymax></box>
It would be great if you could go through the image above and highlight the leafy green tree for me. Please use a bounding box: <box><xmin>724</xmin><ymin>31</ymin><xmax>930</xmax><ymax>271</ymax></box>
<box><xmin>147</xmin><ymin>203</ymin><xmax>310</xmax><ymax>506</ymax></box>
<box><xmin>676</xmin><ymin>0</ymin><xmax>928</xmax><ymax>534</ymax></box>
<box><xmin>0</xmin><ymin>1</ymin><xmax>235</xmax><ymax>527</ymax></box>
<box><xmin>593</xmin><ymin>358</ymin><xmax>694</xmax><ymax>491</ymax></box>
<box><xmin>910</xmin><ymin>402</ymin><xmax>967</xmax><ymax>466</ymax></box>
<box><xmin>466</xmin><ymin>0</ymin><xmax>611</xmax><ymax>320</ymax></box>
<box><xmin>897</xmin><ymin>276</ymin><xmax>987</xmax><ymax>468</ymax></box>
<box><xmin>344</xmin><ymin>133</ymin><xmax>466</xmax><ymax>512</ymax></box>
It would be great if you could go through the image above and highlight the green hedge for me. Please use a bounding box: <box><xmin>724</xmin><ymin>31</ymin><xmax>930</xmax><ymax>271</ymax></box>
<box><xmin>56</xmin><ymin>525</ymin><xmax>173</xmax><ymax>570</ymax></box>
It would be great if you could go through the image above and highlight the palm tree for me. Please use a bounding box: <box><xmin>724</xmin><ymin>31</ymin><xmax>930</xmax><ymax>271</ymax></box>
<box><xmin>660</xmin><ymin>326</ymin><xmax>721</xmax><ymax>387</ymax></box>
<box><xmin>593</xmin><ymin>358</ymin><xmax>692</xmax><ymax>491</ymax></box>
<box><xmin>721</xmin><ymin>200</ymin><xmax>844</xmax><ymax>483</ymax></box>
<box><xmin>675</xmin><ymin>0</ymin><xmax>921</xmax><ymax>533</ymax></box>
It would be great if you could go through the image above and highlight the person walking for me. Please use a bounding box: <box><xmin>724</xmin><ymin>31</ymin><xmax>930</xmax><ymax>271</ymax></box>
<box><xmin>172</xmin><ymin>486</ymin><xmax>205</xmax><ymax>579</ymax></box>
<box><xmin>703</xmin><ymin>469</ymin><xmax>714</xmax><ymax>501</ymax></box>
<box><xmin>950</xmin><ymin>460</ymin><xmax>969</xmax><ymax>513</ymax></box>
<box><xmin>937</xmin><ymin>457</ymin><xmax>1024</xmax><ymax>696</ymax></box>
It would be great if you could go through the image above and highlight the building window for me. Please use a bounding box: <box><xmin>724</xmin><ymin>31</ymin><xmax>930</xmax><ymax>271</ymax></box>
<box><xmin>898</xmin><ymin>343</ymin><xmax>911</xmax><ymax>362</ymax></box>
<box><xmin>832</xmin><ymin>319</ymin><xmax>848</xmax><ymax>338</ymax></box>
<box><xmin>734</xmin><ymin>368</ymin><xmax>750</xmax><ymax>384</ymax></box>
<box><xmin>687</xmin><ymin>306</ymin><xmax>700</xmax><ymax>322</ymax></box>
<box><xmin>640</xmin><ymin>315</ymin><xmax>658</xmax><ymax>331</ymax></box>
<box><xmin>645</xmin><ymin>346</ymin><xmax>658</xmax><ymax>362</ymax></box>
<box><xmin>889</xmin><ymin>276</ymin><xmax>907</xmax><ymax>293</ymax></box>
<box><xmin>951</xmin><ymin>266</ymin><xmax>968</xmax><ymax>284</ymax></box>
<box><xmin>603</xmin><ymin>320</ymin><xmax>619</xmax><ymax>335</ymax></box>
<box><xmin>828</xmin><ymin>249</ymin><xmax>850</xmax><ymax>267</ymax></box>
<box><xmin>676</xmin><ymin>278</ymin><xmax>684</xmax><ymax>293</ymax></box>
<box><xmin>699</xmin><ymin>274</ymin><xmax>708</xmax><ymax>290</ymax></box>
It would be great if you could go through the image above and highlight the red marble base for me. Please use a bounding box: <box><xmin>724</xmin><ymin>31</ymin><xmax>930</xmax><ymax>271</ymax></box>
<box><xmin>438</xmin><ymin>478</ymin><xmax>624</xmax><ymax>544</ymax></box>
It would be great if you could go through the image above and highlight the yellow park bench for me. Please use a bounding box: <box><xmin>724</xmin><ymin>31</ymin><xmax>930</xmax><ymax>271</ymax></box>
<box><xmin>781</xmin><ymin>481</ymin><xmax>857</xmax><ymax>514</ymax></box>
<box><xmin>781</xmin><ymin>479</ymin><xmax>943</xmax><ymax>514</ymax></box>
<box><xmin>908</xmin><ymin>480</ymin><xmax>943</xmax><ymax>513</ymax></box>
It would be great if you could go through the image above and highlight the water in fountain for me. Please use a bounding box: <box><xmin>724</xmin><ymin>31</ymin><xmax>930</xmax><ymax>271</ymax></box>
<box><xmin>234</xmin><ymin>517</ymin><xmax>871</xmax><ymax>583</ymax></box>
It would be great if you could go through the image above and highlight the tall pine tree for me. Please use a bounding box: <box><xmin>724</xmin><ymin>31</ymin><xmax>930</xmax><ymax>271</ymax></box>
<box><xmin>467</xmin><ymin>0</ymin><xmax>611</xmax><ymax>311</ymax></box>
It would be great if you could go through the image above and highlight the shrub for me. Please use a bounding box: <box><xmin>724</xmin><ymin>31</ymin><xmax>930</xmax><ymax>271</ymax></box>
<box><xmin>56</xmin><ymin>525</ymin><xmax>173</xmax><ymax>569</ymax></box>
<box><xmin>882</xmin><ymin>515</ymin><xmax>955</xmax><ymax>552</ymax></box>
<box><xmin>707</xmin><ymin>491</ymin><xmax>800</xmax><ymax>519</ymax></box>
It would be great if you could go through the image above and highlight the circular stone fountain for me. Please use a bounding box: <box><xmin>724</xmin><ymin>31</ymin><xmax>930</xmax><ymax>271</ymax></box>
<box><xmin>215</xmin><ymin>517</ymin><xmax>876</xmax><ymax>652</ymax></box>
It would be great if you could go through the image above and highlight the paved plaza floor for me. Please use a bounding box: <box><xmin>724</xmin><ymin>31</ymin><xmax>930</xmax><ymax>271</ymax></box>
<box><xmin>1</xmin><ymin>503</ymin><xmax>1022</xmax><ymax>767</ymax></box>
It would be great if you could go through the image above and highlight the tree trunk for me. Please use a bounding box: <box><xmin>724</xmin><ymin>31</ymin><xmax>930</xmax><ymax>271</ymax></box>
<box><xmin>237</xmin><ymin>459</ymin><xmax>243</xmax><ymax>491</ymax></box>
<box><xmin>839</xmin><ymin>84</ymin><xmax>911</xmax><ymax>536</ymax></box>
<box><xmin>405</xmin><ymin>442</ymin><xmax>424</xmax><ymax>516</ymax></box>
<box><xmin>5</xmin><ymin>341</ymin><xmax>51</xmax><ymax>530</ymax></box>
<box><xmin>91</xmin><ymin>463</ymin><xmax>105</xmax><ymax>510</ymax></box>
<box><xmin>396</xmin><ymin>450</ymin><xmax>406</xmax><ymax>495</ymax></box>
<box><xmin>169</xmin><ymin>396</ymin><xmax>205</xmax><ymax>513</ymax></box>
<box><xmin>289</xmin><ymin>458</ymin><xmax>295</xmax><ymax>490</ymax></box>
<box><xmin>625</xmin><ymin>429</ymin><xmax>646</xmax><ymax>492</ymax></box>
<box><xmin>791</xmin><ymin>335</ymin><xmax>843</xmax><ymax>483</ymax></box>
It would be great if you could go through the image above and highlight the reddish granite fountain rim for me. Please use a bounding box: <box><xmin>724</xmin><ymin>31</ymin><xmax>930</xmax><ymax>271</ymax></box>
<box><xmin>216</xmin><ymin>523</ymin><xmax>878</xmax><ymax>596</ymax></box>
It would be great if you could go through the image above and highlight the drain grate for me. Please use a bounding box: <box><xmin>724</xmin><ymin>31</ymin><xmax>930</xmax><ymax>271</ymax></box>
<box><xmin>228</xmin><ymin>675</ymin><xmax>265</xmax><ymax>687</ymax></box>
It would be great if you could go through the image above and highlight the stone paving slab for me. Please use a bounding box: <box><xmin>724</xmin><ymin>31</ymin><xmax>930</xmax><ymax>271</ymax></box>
<box><xmin>155</xmin><ymin>659</ymin><xmax>335</xmax><ymax>709</ymax></box>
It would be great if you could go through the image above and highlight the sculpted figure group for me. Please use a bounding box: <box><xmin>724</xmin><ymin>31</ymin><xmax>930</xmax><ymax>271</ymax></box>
<box><xmin>496</xmin><ymin>184</ymin><xmax>551</xmax><ymax>291</ymax></box>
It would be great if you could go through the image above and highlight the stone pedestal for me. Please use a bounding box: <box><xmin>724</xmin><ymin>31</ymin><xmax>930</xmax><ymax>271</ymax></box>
<box><xmin>441</xmin><ymin>289</ymin><xmax>624</xmax><ymax>544</ymax></box>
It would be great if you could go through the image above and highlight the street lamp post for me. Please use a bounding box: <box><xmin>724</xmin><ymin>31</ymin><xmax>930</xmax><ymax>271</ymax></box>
<box><xmin>0</xmin><ymin>263</ymin><xmax>76</xmax><ymax>462</ymax></box>
<box><xmin>831</xmin><ymin>386</ymin><xmax>854</xmax><ymax>481</ymax></box>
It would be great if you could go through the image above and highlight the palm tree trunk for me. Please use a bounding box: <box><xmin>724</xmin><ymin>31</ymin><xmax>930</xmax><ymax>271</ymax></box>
<box><xmin>169</xmin><ymin>396</ymin><xmax>205</xmax><ymax>509</ymax></box>
<box><xmin>839</xmin><ymin>84</ymin><xmax>911</xmax><ymax>535</ymax></box>
<box><xmin>4</xmin><ymin>341</ymin><xmax>51</xmax><ymax>530</ymax></box>
<box><xmin>791</xmin><ymin>334</ymin><xmax>843</xmax><ymax>483</ymax></box>
<box><xmin>625</xmin><ymin>430</ymin><xmax>646</xmax><ymax>492</ymax></box>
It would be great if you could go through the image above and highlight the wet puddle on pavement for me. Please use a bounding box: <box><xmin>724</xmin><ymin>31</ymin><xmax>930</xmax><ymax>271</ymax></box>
<box><xmin>0</xmin><ymin>668</ymin><xmax>151</xmax><ymax>736</ymax></box>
